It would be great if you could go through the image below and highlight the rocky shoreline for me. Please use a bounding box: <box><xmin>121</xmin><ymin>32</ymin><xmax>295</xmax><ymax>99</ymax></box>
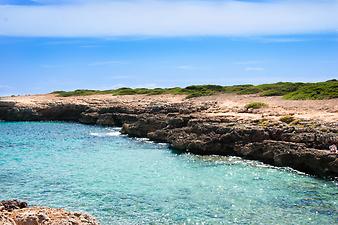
<box><xmin>0</xmin><ymin>200</ymin><xmax>99</xmax><ymax>225</ymax></box>
<box><xmin>0</xmin><ymin>94</ymin><xmax>337</xmax><ymax>178</ymax></box>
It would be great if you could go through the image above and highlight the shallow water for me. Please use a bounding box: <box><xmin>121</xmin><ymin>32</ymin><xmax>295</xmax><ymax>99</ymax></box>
<box><xmin>0</xmin><ymin>122</ymin><xmax>337</xmax><ymax>224</ymax></box>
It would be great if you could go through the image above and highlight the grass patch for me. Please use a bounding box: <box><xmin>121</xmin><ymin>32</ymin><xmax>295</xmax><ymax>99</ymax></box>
<box><xmin>52</xmin><ymin>80</ymin><xmax>338</xmax><ymax>100</ymax></box>
<box><xmin>244</xmin><ymin>102</ymin><xmax>268</xmax><ymax>110</ymax></box>
<box><xmin>280</xmin><ymin>115</ymin><xmax>304</xmax><ymax>126</ymax></box>
<box><xmin>279</xmin><ymin>115</ymin><xmax>295</xmax><ymax>124</ymax></box>
<box><xmin>258</xmin><ymin>119</ymin><xmax>270</xmax><ymax>127</ymax></box>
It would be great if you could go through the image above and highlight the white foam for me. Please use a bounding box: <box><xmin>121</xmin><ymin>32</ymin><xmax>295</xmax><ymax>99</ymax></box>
<box><xmin>89</xmin><ymin>129</ymin><xmax>121</xmax><ymax>137</ymax></box>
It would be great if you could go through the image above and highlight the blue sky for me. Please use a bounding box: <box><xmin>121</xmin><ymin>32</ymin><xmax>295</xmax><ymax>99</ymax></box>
<box><xmin>0</xmin><ymin>0</ymin><xmax>338</xmax><ymax>95</ymax></box>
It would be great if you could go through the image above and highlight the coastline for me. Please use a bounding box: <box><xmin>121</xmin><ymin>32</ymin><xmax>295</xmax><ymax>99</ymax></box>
<box><xmin>0</xmin><ymin>93</ymin><xmax>337</xmax><ymax>178</ymax></box>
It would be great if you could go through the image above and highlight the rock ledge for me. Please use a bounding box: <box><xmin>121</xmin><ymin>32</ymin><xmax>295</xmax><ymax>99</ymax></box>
<box><xmin>0</xmin><ymin>200</ymin><xmax>99</xmax><ymax>225</ymax></box>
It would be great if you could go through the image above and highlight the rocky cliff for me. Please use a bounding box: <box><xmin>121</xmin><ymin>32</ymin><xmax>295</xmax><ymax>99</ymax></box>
<box><xmin>0</xmin><ymin>94</ymin><xmax>337</xmax><ymax>177</ymax></box>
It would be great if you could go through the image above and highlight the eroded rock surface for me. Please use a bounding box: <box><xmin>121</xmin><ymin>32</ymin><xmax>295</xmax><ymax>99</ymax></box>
<box><xmin>0</xmin><ymin>200</ymin><xmax>99</xmax><ymax>225</ymax></box>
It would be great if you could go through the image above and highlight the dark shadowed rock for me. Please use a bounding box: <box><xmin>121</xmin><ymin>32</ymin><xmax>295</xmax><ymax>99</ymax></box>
<box><xmin>96</xmin><ymin>113</ymin><xmax>115</xmax><ymax>126</ymax></box>
<box><xmin>80</xmin><ymin>112</ymin><xmax>99</xmax><ymax>124</ymax></box>
<box><xmin>0</xmin><ymin>200</ymin><xmax>28</xmax><ymax>212</ymax></box>
<box><xmin>234</xmin><ymin>140</ymin><xmax>338</xmax><ymax>176</ymax></box>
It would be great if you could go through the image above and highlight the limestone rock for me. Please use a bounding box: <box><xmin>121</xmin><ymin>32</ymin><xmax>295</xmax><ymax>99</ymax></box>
<box><xmin>0</xmin><ymin>201</ymin><xmax>99</xmax><ymax>225</ymax></box>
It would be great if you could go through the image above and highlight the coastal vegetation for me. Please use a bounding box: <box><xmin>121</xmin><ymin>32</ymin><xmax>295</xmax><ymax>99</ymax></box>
<box><xmin>52</xmin><ymin>80</ymin><xmax>338</xmax><ymax>100</ymax></box>
<box><xmin>279</xmin><ymin>115</ymin><xmax>296</xmax><ymax>124</ymax></box>
<box><xmin>244</xmin><ymin>102</ymin><xmax>268</xmax><ymax>110</ymax></box>
<box><xmin>279</xmin><ymin>115</ymin><xmax>304</xmax><ymax>126</ymax></box>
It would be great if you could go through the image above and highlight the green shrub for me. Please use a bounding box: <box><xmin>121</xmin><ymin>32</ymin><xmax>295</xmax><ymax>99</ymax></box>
<box><xmin>244</xmin><ymin>102</ymin><xmax>268</xmax><ymax>110</ymax></box>
<box><xmin>183</xmin><ymin>85</ymin><xmax>224</xmax><ymax>98</ymax></box>
<box><xmin>259</xmin><ymin>82</ymin><xmax>304</xmax><ymax>96</ymax></box>
<box><xmin>51</xmin><ymin>80</ymin><xmax>338</xmax><ymax>100</ymax></box>
<box><xmin>283</xmin><ymin>81</ymin><xmax>338</xmax><ymax>100</ymax></box>
<box><xmin>54</xmin><ymin>89</ymin><xmax>108</xmax><ymax>97</ymax></box>
<box><xmin>235</xmin><ymin>87</ymin><xmax>261</xmax><ymax>95</ymax></box>
<box><xmin>223</xmin><ymin>85</ymin><xmax>261</xmax><ymax>95</ymax></box>
<box><xmin>185</xmin><ymin>85</ymin><xmax>224</xmax><ymax>92</ymax></box>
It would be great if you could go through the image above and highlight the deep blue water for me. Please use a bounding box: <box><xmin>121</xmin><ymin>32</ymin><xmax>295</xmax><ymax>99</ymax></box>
<box><xmin>0</xmin><ymin>122</ymin><xmax>337</xmax><ymax>225</ymax></box>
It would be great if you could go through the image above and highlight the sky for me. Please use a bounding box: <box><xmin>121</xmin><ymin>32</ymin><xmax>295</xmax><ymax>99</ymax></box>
<box><xmin>0</xmin><ymin>0</ymin><xmax>337</xmax><ymax>95</ymax></box>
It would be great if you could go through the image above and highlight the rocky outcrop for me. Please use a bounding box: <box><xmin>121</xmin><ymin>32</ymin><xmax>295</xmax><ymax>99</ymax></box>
<box><xmin>0</xmin><ymin>101</ymin><xmax>88</xmax><ymax>122</ymax></box>
<box><xmin>121</xmin><ymin>116</ymin><xmax>338</xmax><ymax>177</ymax></box>
<box><xmin>0</xmin><ymin>200</ymin><xmax>99</xmax><ymax>225</ymax></box>
<box><xmin>0</xmin><ymin>97</ymin><xmax>337</xmax><ymax>177</ymax></box>
<box><xmin>0</xmin><ymin>200</ymin><xmax>28</xmax><ymax>212</ymax></box>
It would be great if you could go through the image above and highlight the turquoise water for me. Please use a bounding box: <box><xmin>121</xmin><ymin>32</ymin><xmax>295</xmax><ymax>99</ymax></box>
<box><xmin>0</xmin><ymin>122</ymin><xmax>337</xmax><ymax>225</ymax></box>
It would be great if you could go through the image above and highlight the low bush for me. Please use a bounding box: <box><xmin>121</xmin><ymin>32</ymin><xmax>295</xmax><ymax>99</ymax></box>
<box><xmin>283</xmin><ymin>80</ymin><xmax>338</xmax><ymax>100</ymax></box>
<box><xmin>259</xmin><ymin>82</ymin><xmax>304</xmax><ymax>96</ymax></box>
<box><xmin>51</xmin><ymin>80</ymin><xmax>338</xmax><ymax>100</ymax></box>
<box><xmin>244</xmin><ymin>102</ymin><xmax>268</xmax><ymax>110</ymax></box>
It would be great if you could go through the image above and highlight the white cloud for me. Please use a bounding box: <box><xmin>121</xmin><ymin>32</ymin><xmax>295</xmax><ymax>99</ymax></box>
<box><xmin>0</xmin><ymin>1</ymin><xmax>338</xmax><ymax>37</ymax></box>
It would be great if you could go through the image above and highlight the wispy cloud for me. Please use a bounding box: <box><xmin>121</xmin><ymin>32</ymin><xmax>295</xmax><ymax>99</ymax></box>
<box><xmin>235</xmin><ymin>60</ymin><xmax>264</xmax><ymax>65</ymax></box>
<box><xmin>319</xmin><ymin>60</ymin><xmax>338</xmax><ymax>64</ymax></box>
<box><xmin>245</xmin><ymin>67</ymin><xmax>265</xmax><ymax>71</ymax></box>
<box><xmin>0</xmin><ymin>1</ymin><xmax>337</xmax><ymax>37</ymax></box>
<box><xmin>88</xmin><ymin>60</ymin><xmax>128</xmax><ymax>66</ymax></box>
<box><xmin>79</xmin><ymin>45</ymin><xmax>102</xmax><ymax>48</ymax></box>
<box><xmin>252</xmin><ymin>37</ymin><xmax>308</xmax><ymax>43</ymax></box>
<box><xmin>176</xmin><ymin>65</ymin><xmax>197</xmax><ymax>70</ymax></box>
<box><xmin>40</xmin><ymin>64</ymin><xmax>64</xmax><ymax>68</ymax></box>
<box><xmin>109</xmin><ymin>75</ymin><xmax>131</xmax><ymax>79</ymax></box>
<box><xmin>0</xmin><ymin>84</ymin><xmax>11</xmax><ymax>89</ymax></box>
